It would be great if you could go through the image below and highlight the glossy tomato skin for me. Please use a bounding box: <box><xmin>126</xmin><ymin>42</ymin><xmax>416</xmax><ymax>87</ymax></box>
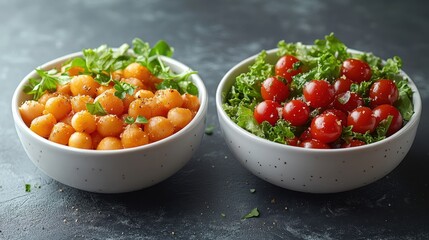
<box><xmin>275</xmin><ymin>55</ymin><xmax>302</xmax><ymax>83</ymax></box>
<box><xmin>340</xmin><ymin>59</ymin><xmax>372</xmax><ymax>83</ymax></box>
<box><xmin>299</xmin><ymin>139</ymin><xmax>330</xmax><ymax>149</ymax></box>
<box><xmin>334</xmin><ymin>77</ymin><xmax>353</xmax><ymax>94</ymax></box>
<box><xmin>372</xmin><ymin>104</ymin><xmax>403</xmax><ymax>136</ymax></box>
<box><xmin>310</xmin><ymin>113</ymin><xmax>342</xmax><ymax>143</ymax></box>
<box><xmin>347</xmin><ymin>106</ymin><xmax>377</xmax><ymax>134</ymax></box>
<box><xmin>341</xmin><ymin>139</ymin><xmax>366</xmax><ymax>148</ymax></box>
<box><xmin>333</xmin><ymin>91</ymin><xmax>364</xmax><ymax>113</ymax></box>
<box><xmin>286</xmin><ymin>137</ymin><xmax>299</xmax><ymax>146</ymax></box>
<box><xmin>303</xmin><ymin>80</ymin><xmax>335</xmax><ymax>108</ymax></box>
<box><xmin>323</xmin><ymin>109</ymin><xmax>347</xmax><ymax>127</ymax></box>
<box><xmin>253</xmin><ymin>100</ymin><xmax>281</xmax><ymax>126</ymax></box>
<box><xmin>261</xmin><ymin>76</ymin><xmax>290</xmax><ymax>102</ymax></box>
<box><xmin>369</xmin><ymin>79</ymin><xmax>399</xmax><ymax>107</ymax></box>
<box><xmin>299</xmin><ymin>128</ymin><xmax>312</xmax><ymax>141</ymax></box>
<box><xmin>282</xmin><ymin>99</ymin><xmax>310</xmax><ymax>126</ymax></box>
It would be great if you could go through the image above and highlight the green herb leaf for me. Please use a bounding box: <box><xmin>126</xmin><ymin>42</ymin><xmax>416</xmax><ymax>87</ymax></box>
<box><xmin>24</xmin><ymin>69</ymin><xmax>63</xmax><ymax>100</ymax></box>
<box><xmin>86</xmin><ymin>102</ymin><xmax>107</xmax><ymax>116</ymax></box>
<box><xmin>205</xmin><ymin>125</ymin><xmax>215</xmax><ymax>135</ymax></box>
<box><xmin>149</xmin><ymin>40</ymin><xmax>174</xmax><ymax>57</ymax></box>
<box><xmin>113</xmin><ymin>80</ymin><xmax>136</xmax><ymax>99</ymax></box>
<box><xmin>124</xmin><ymin>115</ymin><xmax>148</xmax><ymax>124</ymax></box>
<box><xmin>242</xmin><ymin>208</ymin><xmax>260</xmax><ymax>219</ymax></box>
<box><xmin>375</xmin><ymin>115</ymin><xmax>393</xmax><ymax>139</ymax></box>
<box><xmin>25</xmin><ymin>184</ymin><xmax>31</xmax><ymax>192</ymax></box>
<box><xmin>135</xmin><ymin>116</ymin><xmax>148</xmax><ymax>124</ymax></box>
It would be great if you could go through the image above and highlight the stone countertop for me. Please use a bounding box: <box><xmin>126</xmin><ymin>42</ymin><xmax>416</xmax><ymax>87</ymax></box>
<box><xmin>1</xmin><ymin>0</ymin><xmax>428</xmax><ymax>239</ymax></box>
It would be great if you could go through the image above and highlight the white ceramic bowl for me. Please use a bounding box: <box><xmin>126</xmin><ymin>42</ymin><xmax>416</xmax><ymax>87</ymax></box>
<box><xmin>12</xmin><ymin>52</ymin><xmax>208</xmax><ymax>193</ymax></box>
<box><xmin>216</xmin><ymin>48</ymin><xmax>422</xmax><ymax>193</ymax></box>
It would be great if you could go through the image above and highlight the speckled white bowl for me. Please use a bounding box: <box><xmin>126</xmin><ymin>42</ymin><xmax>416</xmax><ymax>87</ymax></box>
<box><xmin>216</xmin><ymin>48</ymin><xmax>422</xmax><ymax>193</ymax></box>
<box><xmin>12</xmin><ymin>52</ymin><xmax>208</xmax><ymax>193</ymax></box>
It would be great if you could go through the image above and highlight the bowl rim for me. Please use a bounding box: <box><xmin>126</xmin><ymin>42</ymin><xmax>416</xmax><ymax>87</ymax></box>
<box><xmin>216</xmin><ymin>48</ymin><xmax>422</xmax><ymax>153</ymax></box>
<box><xmin>12</xmin><ymin>51</ymin><xmax>208</xmax><ymax>155</ymax></box>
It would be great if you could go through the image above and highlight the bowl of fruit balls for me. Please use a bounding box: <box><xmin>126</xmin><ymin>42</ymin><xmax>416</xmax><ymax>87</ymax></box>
<box><xmin>12</xmin><ymin>39</ymin><xmax>208</xmax><ymax>193</ymax></box>
<box><xmin>216</xmin><ymin>33</ymin><xmax>421</xmax><ymax>193</ymax></box>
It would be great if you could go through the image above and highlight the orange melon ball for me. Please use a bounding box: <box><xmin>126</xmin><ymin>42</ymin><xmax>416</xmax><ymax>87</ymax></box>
<box><xmin>44</xmin><ymin>95</ymin><xmax>72</xmax><ymax>121</ymax></box>
<box><xmin>121</xmin><ymin>124</ymin><xmax>149</xmax><ymax>148</ymax></box>
<box><xmin>123</xmin><ymin>63</ymin><xmax>151</xmax><ymax>82</ymax></box>
<box><xmin>68</xmin><ymin>132</ymin><xmax>93</xmax><ymax>149</ymax></box>
<box><xmin>96</xmin><ymin>114</ymin><xmax>124</xmax><ymax>137</ymax></box>
<box><xmin>70</xmin><ymin>75</ymin><xmax>100</xmax><ymax>97</ymax></box>
<box><xmin>96</xmin><ymin>137</ymin><xmax>123</xmax><ymax>150</ymax></box>
<box><xmin>49</xmin><ymin>122</ymin><xmax>75</xmax><ymax>145</ymax></box>
<box><xmin>30</xmin><ymin>113</ymin><xmax>57</xmax><ymax>138</ymax></box>
<box><xmin>95</xmin><ymin>89</ymin><xmax>124</xmax><ymax>116</ymax></box>
<box><xmin>71</xmin><ymin>110</ymin><xmax>97</xmax><ymax>133</ymax></box>
<box><xmin>19</xmin><ymin>100</ymin><xmax>45</xmax><ymax>126</ymax></box>
<box><xmin>167</xmin><ymin>107</ymin><xmax>193</xmax><ymax>131</ymax></box>
<box><xmin>144</xmin><ymin>116</ymin><xmax>174</xmax><ymax>142</ymax></box>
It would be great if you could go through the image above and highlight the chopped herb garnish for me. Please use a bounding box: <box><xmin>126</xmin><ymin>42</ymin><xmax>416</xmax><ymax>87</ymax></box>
<box><xmin>86</xmin><ymin>102</ymin><xmax>107</xmax><ymax>116</ymax></box>
<box><xmin>24</xmin><ymin>69</ymin><xmax>70</xmax><ymax>100</ymax></box>
<box><xmin>242</xmin><ymin>208</ymin><xmax>260</xmax><ymax>219</ymax></box>
<box><xmin>25</xmin><ymin>184</ymin><xmax>31</xmax><ymax>192</ymax></box>
<box><xmin>205</xmin><ymin>125</ymin><xmax>215</xmax><ymax>135</ymax></box>
<box><xmin>113</xmin><ymin>80</ymin><xmax>136</xmax><ymax>99</ymax></box>
<box><xmin>124</xmin><ymin>115</ymin><xmax>148</xmax><ymax>124</ymax></box>
<box><xmin>250</xmin><ymin>188</ymin><xmax>256</xmax><ymax>193</ymax></box>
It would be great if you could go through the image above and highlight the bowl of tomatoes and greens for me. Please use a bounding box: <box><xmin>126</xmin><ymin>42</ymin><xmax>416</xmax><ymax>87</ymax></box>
<box><xmin>12</xmin><ymin>38</ymin><xmax>208</xmax><ymax>193</ymax></box>
<box><xmin>216</xmin><ymin>33</ymin><xmax>421</xmax><ymax>193</ymax></box>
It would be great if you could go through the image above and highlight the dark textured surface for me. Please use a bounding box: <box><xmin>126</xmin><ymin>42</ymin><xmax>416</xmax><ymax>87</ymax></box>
<box><xmin>1</xmin><ymin>0</ymin><xmax>429</xmax><ymax>239</ymax></box>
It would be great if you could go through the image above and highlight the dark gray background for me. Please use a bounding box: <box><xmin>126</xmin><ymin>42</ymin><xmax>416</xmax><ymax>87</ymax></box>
<box><xmin>1</xmin><ymin>0</ymin><xmax>428</xmax><ymax>239</ymax></box>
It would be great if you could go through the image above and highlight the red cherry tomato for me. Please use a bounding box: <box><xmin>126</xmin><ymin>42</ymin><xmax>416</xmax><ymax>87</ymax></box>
<box><xmin>282</xmin><ymin>99</ymin><xmax>310</xmax><ymax>126</ymax></box>
<box><xmin>253</xmin><ymin>100</ymin><xmax>281</xmax><ymax>125</ymax></box>
<box><xmin>299</xmin><ymin>128</ymin><xmax>312</xmax><ymax>141</ymax></box>
<box><xmin>341</xmin><ymin>139</ymin><xmax>366</xmax><ymax>148</ymax></box>
<box><xmin>303</xmin><ymin>80</ymin><xmax>335</xmax><ymax>108</ymax></box>
<box><xmin>286</xmin><ymin>137</ymin><xmax>299</xmax><ymax>146</ymax></box>
<box><xmin>347</xmin><ymin>107</ymin><xmax>376</xmax><ymax>134</ymax></box>
<box><xmin>299</xmin><ymin>139</ymin><xmax>330</xmax><ymax>149</ymax></box>
<box><xmin>261</xmin><ymin>76</ymin><xmax>290</xmax><ymax>102</ymax></box>
<box><xmin>310</xmin><ymin>113</ymin><xmax>342</xmax><ymax>143</ymax></box>
<box><xmin>372</xmin><ymin>104</ymin><xmax>403</xmax><ymax>136</ymax></box>
<box><xmin>369</xmin><ymin>79</ymin><xmax>399</xmax><ymax>107</ymax></box>
<box><xmin>275</xmin><ymin>55</ymin><xmax>302</xmax><ymax>83</ymax></box>
<box><xmin>333</xmin><ymin>91</ymin><xmax>364</xmax><ymax>113</ymax></box>
<box><xmin>340</xmin><ymin>59</ymin><xmax>372</xmax><ymax>83</ymax></box>
<box><xmin>334</xmin><ymin>77</ymin><xmax>353</xmax><ymax>94</ymax></box>
<box><xmin>323</xmin><ymin>108</ymin><xmax>347</xmax><ymax>127</ymax></box>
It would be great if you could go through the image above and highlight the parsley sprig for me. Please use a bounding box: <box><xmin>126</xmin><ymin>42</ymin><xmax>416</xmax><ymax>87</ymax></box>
<box><xmin>24</xmin><ymin>38</ymin><xmax>198</xmax><ymax>100</ymax></box>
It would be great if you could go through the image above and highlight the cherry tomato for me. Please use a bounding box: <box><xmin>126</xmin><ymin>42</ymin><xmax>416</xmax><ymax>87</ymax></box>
<box><xmin>282</xmin><ymin>99</ymin><xmax>310</xmax><ymax>126</ymax></box>
<box><xmin>332</xmin><ymin>91</ymin><xmax>364</xmax><ymax>113</ymax></box>
<box><xmin>253</xmin><ymin>100</ymin><xmax>281</xmax><ymax>125</ymax></box>
<box><xmin>341</xmin><ymin>139</ymin><xmax>366</xmax><ymax>148</ymax></box>
<box><xmin>372</xmin><ymin>104</ymin><xmax>403</xmax><ymax>136</ymax></box>
<box><xmin>340</xmin><ymin>59</ymin><xmax>372</xmax><ymax>83</ymax></box>
<box><xmin>286</xmin><ymin>137</ymin><xmax>299</xmax><ymax>146</ymax></box>
<box><xmin>299</xmin><ymin>128</ymin><xmax>312</xmax><ymax>141</ymax></box>
<box><xmin>299</xmin><ymin>139</ymin><xmax>330</xmax><ymax>149</ymax></box>
<box><xmin>303</xmin><ymin>80</ymin><xmax>335</xmax><ymax>108</ymax></box>
<box><xmin>369</xmin><ymin>79</ymin><xmax>399</xmax><ymax>107</ymax></box>
<box><xmin>275</xmin><ymin>55</ymin><xmax>302</xmax><ymax>83</ymax></box>
<box><xmin>334</xmin><ymin>77</ymin><xmax>353</xmax><ymax>94</ymax></box>
<box><xmin>323</xmin><ymin>109</ymin><xmax>347</xmax><ymax>127</ymax></box>
<box><xmin>347</xmin><ymin>106</ymin><xmax>376</xmax><ymax>134</ymax></box>
<box><xmin>261</xmin><ymin>76</ymin><xmax>290</xmax><ymax>102</ymax></box>
<box><xmin>310</xmin><ymin>113</ymin><xmax>342</xmax><ymax>143</ymax></box>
